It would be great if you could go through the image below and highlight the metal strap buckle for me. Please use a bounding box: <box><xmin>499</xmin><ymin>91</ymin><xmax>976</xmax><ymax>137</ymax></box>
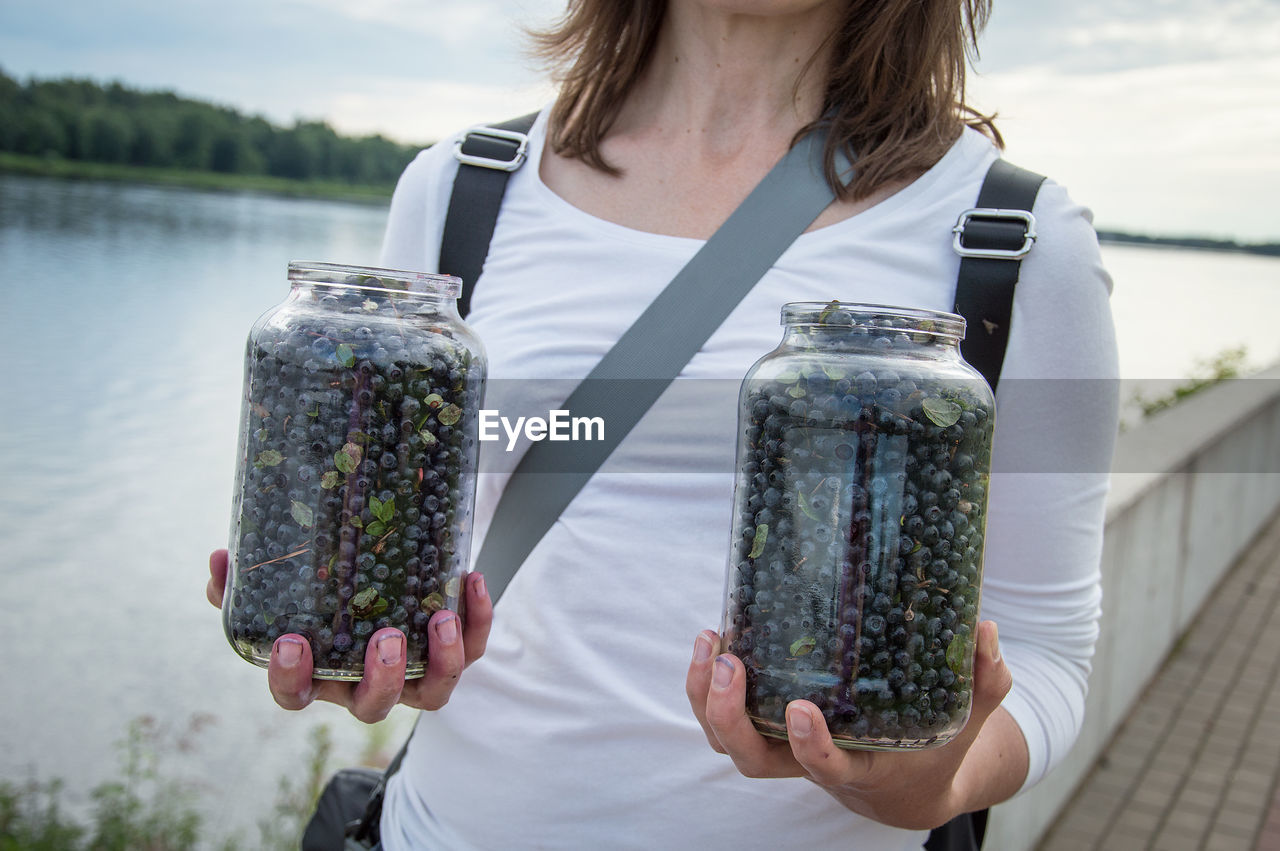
<box><xmin>453</xmin><ymin>126</ymin><xmax>529</xmax><ymax>172</ymax></box>
<box><xmin>952</xmin><ymin>208</ymin><xmax>1037</xmax><ymax>259</ymax></box>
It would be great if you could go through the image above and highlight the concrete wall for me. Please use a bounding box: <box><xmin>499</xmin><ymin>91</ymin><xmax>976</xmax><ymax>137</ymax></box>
<box><xmin>986</xmin><ymin>365</ymin><xmax>1280</xmax><ymax>849</ymax></box>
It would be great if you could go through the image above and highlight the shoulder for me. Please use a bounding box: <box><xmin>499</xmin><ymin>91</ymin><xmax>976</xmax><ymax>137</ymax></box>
<box><xmin>379</xmin><ymin>110</ymin><xmax>551</xmax><ymax>273</ymax></box>
<box><xmin>1026</xmin><ymin>176</ymin><xmax>1112</xmax><ymax>295</ymax></box>
<box><xmin>395</xmin><ymin>132</ymin><xmax>466</xmax><ymax>205</ymax></box>
<box><xmin>1000</xmin><ymin>168</ymin><xmax>1118</xmax><ymax>381</ymax></box>
<box><xmin>377</xmin><ymin>131</ymin><xmax>467</xmax><ymax>273</ymax></box>
<box><xmin>948</xmin><ymin>132</ymin><xmax>1107</xmax><ymax>284</ymax></box>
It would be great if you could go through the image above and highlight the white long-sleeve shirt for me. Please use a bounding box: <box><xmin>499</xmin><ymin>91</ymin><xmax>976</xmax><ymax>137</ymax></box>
<box><xmin>377</xmin><ymin>108</ymin><xmax>1119</xmax><ymax>850</ymax></box>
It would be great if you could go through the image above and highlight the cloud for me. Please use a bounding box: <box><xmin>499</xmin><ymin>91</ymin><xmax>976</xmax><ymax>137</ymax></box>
<box><xmin>278</xmin><ymin>0</ymin><xmax>563</xmax><ymax>45</ymax></box>
<box><xmin>966</xmin><ymin>0</ymin><xmax>1280</xmax><ymax>240</ymax></box>
<box><xmin>324</xmin><ymin>76</ymin><xmax>558</xmax><ymax>144</ymax></box>
<box><xmin>3</xmin><ymin>0</ymin><xmax>1277</xmax><ymax>238</ymax></box>
<box><xmin>970</xmin><ymin>53</ymin><xmax>1280</xmax><ymax>240</ymax></box>
<box><xmin>979</xmin><ymin>0</ymin><xmax>1280</xmax><ymax>73</ymax></box>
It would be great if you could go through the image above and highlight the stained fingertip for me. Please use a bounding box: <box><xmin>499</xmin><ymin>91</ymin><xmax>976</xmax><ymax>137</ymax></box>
<box><xmin>712</xmin><ymin>655</ymin><xmax>735</xmax><ymax>690</ymax></box>
<box><xmin>269</xmin><ymin>636</ymin><xmax>314</xmax><ymax>709</ymax></box>
<box><xmin>692</xmin><ymin>632</ymin><xmax>715</xmax><ymax>664</ymax></box>
<box><xmin>786</xmin><ymin>703</ymin><xmax>813</xmax><ymax>738</ymax></box>
<box><xmin>468</xmin><ymin>572</ymin><xmax>488</xmax><ymax>601</ymax></box>
<box><xmin>275</xmin><ymin>636</ymin><xmax>304</xmax><ymax>669</ymax></box>
<box><xmin>428</xmin><ymin>615</ymin><xmax>465</xmax><ymax>675</ymax></box>
<box><xmin>376</xmin><ymin>631</ymin><xmax>404</xmax><ymax>667</ymax></box>
<box><xmin>434</xmin><ymin>612</ymin><xmax>460</xmax><ymax>646</ymax></box>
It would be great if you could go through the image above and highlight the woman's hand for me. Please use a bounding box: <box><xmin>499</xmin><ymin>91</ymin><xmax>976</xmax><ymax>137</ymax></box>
<box><xmin>207</xmin><ymin>548</ymin><xmax>493</xmax><ymax>723</ymax></box>
<box><xmin>686</xmin><ymin>620</ymin><xmax>1021</xmax><ymax>830</ymax></box>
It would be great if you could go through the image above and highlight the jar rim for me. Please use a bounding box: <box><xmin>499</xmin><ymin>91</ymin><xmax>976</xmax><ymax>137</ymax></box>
<box><xmin>781</xmin><ymin>301</ymin><xmax>966</xmax><ymax>339</ymax></box>
<box><xmin>288</xmin><ymin>262</ymin><xmax>463</xmax><ymax>299</ymax></box>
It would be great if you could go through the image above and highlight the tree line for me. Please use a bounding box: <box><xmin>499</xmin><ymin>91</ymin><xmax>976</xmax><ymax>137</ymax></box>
<box><xmin>0</xmin><ymin>69</ymin><xmax>426</xmax><ymax>186</ymax></box>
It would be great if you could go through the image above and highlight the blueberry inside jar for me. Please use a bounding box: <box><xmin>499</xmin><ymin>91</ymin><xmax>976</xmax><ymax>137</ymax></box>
<box><xmin>720</xmin><ymin>302</ymin><xmax>994</xmax><ymax>750</ymax></box>
<box><xmin>224</xmin><ymin>263</ymin><xmax>486</xmax><ymax>681</ymax></box>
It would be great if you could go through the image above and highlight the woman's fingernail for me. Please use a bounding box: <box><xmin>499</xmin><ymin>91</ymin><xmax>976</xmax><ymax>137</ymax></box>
<box><xmin>987</xmin><ymin>622</ymin><xmax>1001</xmax><ymax>664</ymax></box>
<box><xmin>435</xmin><ymin>614</ymin><xmax>459</xmax><ymax>646</ymax></box>
<box><xmin>378</xmin><ymin>633</ymin><xmax>404</xmax><ymax>666</ymax></box>
<box><xmin>276</xmin><ymin>637</ymin><xmax>303</xmax><ymax>669</ymax></box>
<box><xmin>693</xmin><ymin>633</ymin><xmax>714</xmax><ymax>663</ymax></box>
<box><xmin>788</xmin><ymin>705</ymin><xmax>813</xmax><ymax>737</ymax></box>
<box><xmin>712</xmin><ymin>656</ymin><xmax>734</xmax><ymax>690</ymax></box>
<box><xmin>472</xmin><ymin>573</ymin><xmax>488</xmax><ymax>600</ymax></box>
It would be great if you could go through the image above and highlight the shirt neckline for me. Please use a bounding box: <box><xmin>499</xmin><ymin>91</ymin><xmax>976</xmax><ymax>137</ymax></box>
<box><xmin>521</xmin><ymin>106</ymin><xmax>993</xmax><ymax>251</ymax></box>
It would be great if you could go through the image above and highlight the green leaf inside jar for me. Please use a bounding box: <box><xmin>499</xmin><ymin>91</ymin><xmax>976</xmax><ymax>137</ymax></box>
<box><xmin>789</xmin><ymin>636</ymin><xmax>817</xmax><ymax>657</ymax></box>
<box><xmin>946</xmin><ymin>634</ymin><xmax>970</xmax><ymax>674</ymax></box>
<box><xmin>255</xmin><ymin>449</ymin><xmax>284</xmax><ymax>468</ymax></box>
<box><xmin>334</xmin><ymin>443</ymin><xmax>362</xmax><ymax>474</ymax></box>
<box><xmin>922</xmin><ymin>397</ymin><xmax>963</xmax><ymax>428</ymax></box>
<box><xmin>349</xmin><ymin>588</ymin><xmax>388</xmax><ymax>619</ymax></box>
<box><xmin>290</xmin><ymin>500</ymin><xmax>314</xmax><ymax>528</ymax></box>
<box><xmin>369</xmin><ymin>496</ymin><xmax>395</xmax><ymax>524</ymax></box>
<box><xmin>437</xmin><ymin>403</ymin><xmax>462</xmax><ymax>426</ymax></box>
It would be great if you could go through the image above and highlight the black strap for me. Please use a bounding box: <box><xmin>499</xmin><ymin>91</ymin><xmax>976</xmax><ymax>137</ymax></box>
<box><xmin>439</xmin><ymin>112</ymin><xmax>539</xmax><ymax>317</ymax></box>
<box><xmin>932</xmin><ymin>160</ymin><xmax>1044</xmax><ymax>851</ymax></box>
<box><xmin>926</xmin><ymin>807</ymin><xmax>989</xmax><ymax>851</ymax></box>
<box><xmin>953</xmin><ymin>159</ymin><xmax>1046</xmax><ymax>390</ymax></box>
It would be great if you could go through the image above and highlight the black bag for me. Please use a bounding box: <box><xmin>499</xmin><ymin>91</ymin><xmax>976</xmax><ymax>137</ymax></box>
<box><xmin>301</xmin><ymin>767</ymin><xmax>382</xmax><ymax>851</ymax></box>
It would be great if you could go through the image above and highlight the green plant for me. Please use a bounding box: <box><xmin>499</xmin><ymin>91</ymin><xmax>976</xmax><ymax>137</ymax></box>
<box><xmin>0</xmin><ymin>712</ymin><xmax>394</xmax><ymax>849</ymax></box>
<box><xmin>1131</xmin><ymin>346</ymin><xmax>1250</xmax><ymax>420</ymax></box>
<box><xmin>0</xmin><ymin>716</ymin><xmax>210</xmax><ymax>851</ymax></box>
<box><xmin>85</xmin><ymin>716</ymin><xmax>203</xmax><ymax>851</ymax></box>
<box><xmin>0</xmin><ymin>777</ymin><xmax>86</xmax><ymax>850</ymax></box>
<box><xmin>256</xmin><ymin>724</ymin><xmax>333</xmax><ymax>851</ymax></box>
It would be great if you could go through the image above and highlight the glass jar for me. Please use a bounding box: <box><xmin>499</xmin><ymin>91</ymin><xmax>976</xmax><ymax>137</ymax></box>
<box><xmin>223</xmin><ymin>262</ymin><xmax>486</xmax><ymax>681</ymax></box>
<box><xmin>720</xmin><ymin>302</ymin><xmax>995</xmax><ymax>749</ymax></box>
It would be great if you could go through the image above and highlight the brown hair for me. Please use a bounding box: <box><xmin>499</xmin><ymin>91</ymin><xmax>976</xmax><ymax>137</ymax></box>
<box><xmin>531</xmin><ymin>0</ymin><xmax>1000</xmax><ymax>201</ymax></box>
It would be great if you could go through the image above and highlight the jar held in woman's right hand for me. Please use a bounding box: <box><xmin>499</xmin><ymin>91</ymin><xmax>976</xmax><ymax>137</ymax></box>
<box><xmin>721</xmin><ymin>301</ymin><xmax>995</xmax><ymax>750</ymax></box>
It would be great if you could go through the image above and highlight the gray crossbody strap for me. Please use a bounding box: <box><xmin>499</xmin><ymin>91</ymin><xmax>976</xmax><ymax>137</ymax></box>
<box><xmin>474</xmin><ymin>129</ymin><xmax>844</xmax><ymax>601</ymax></box>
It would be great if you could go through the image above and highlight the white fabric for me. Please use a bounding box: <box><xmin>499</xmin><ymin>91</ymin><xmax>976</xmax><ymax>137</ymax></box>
<box><xmin>377</xmin><ymin>108</ymin><xmax>1119</xmax><ymax>851</ymax></box>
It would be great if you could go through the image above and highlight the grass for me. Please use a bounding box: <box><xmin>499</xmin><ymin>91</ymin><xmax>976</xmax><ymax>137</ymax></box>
<box><xmin>1</xmin><ymin>717</ymin><xmax>208</xmax><ymax>851</ymax></box>
<box><xmin>0</xmin><ymin>711</ymin><xmax>405</xmax><ymax>851</ymax></box>
<box><xmin>1131</xmin><ymin>346</ymin><xmax>1251</xmax><ymax>420</ymax></box>
<box><xmin>0</xmin><ymin>152</ymin><xmax>395</xmax><ymax>205</ymax></box>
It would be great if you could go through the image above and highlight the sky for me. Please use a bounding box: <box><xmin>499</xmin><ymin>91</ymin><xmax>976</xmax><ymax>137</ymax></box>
<box><xmin>1</xmin><ymin>0</ymin><xmax>1278</xmax><ymax>241</ymax></box>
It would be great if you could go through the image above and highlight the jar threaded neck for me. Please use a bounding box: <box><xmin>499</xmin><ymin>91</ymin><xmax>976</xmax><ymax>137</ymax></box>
<box><xmin>287</xmin><ymin>262</ymin><xmax>462</xmax><ymax>299</ymax></box>
<box><xmin>781</xmin><ymin>301</ymin><xmax>966</xmax><ymax>343</ymax></box>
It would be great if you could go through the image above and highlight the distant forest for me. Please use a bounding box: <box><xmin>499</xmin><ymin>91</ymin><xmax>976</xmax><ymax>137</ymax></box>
<box><xmin>1096</xmin><ymin>230</ymin><xmax>1280</xmax><ymax>258</ymax></box>
<box><xmin>3</xmin><ymin>69</ymin><xmax>1279</xmax><ymax>256</ymax></box>
<box><xmin>0</xmin><ymin>70</ymin><xmax>424</xmax><ymax>186</ymax></box>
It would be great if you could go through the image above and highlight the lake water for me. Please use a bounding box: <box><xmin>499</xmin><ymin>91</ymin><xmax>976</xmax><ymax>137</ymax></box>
<box><xmin>2</xmin><ymin>174</ymin><xmax>1279</xmax><ymax>844</ymax></box>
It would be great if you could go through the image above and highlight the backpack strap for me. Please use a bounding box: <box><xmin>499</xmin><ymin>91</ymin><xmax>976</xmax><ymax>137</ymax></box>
<box><xmin>952</xmin><ymin>159</ymin><xmax>1046</xmax><ymax>391</ymax></box>
<box><xmin>932</xmin><ymin>160</ymin><xmax>1045</xmax><ymax>851</ymax></box>
<box><xmin>439</xmin><ymin>112</ymin><xmax>539</xmax><ymax>317</ymax></box>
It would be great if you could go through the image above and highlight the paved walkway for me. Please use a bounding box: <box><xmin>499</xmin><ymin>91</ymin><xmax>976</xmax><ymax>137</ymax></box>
<box><xmin>1038</xmin><ymin>508</ymin><xmax>1280</xmax><ymax>850</ymax></box>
